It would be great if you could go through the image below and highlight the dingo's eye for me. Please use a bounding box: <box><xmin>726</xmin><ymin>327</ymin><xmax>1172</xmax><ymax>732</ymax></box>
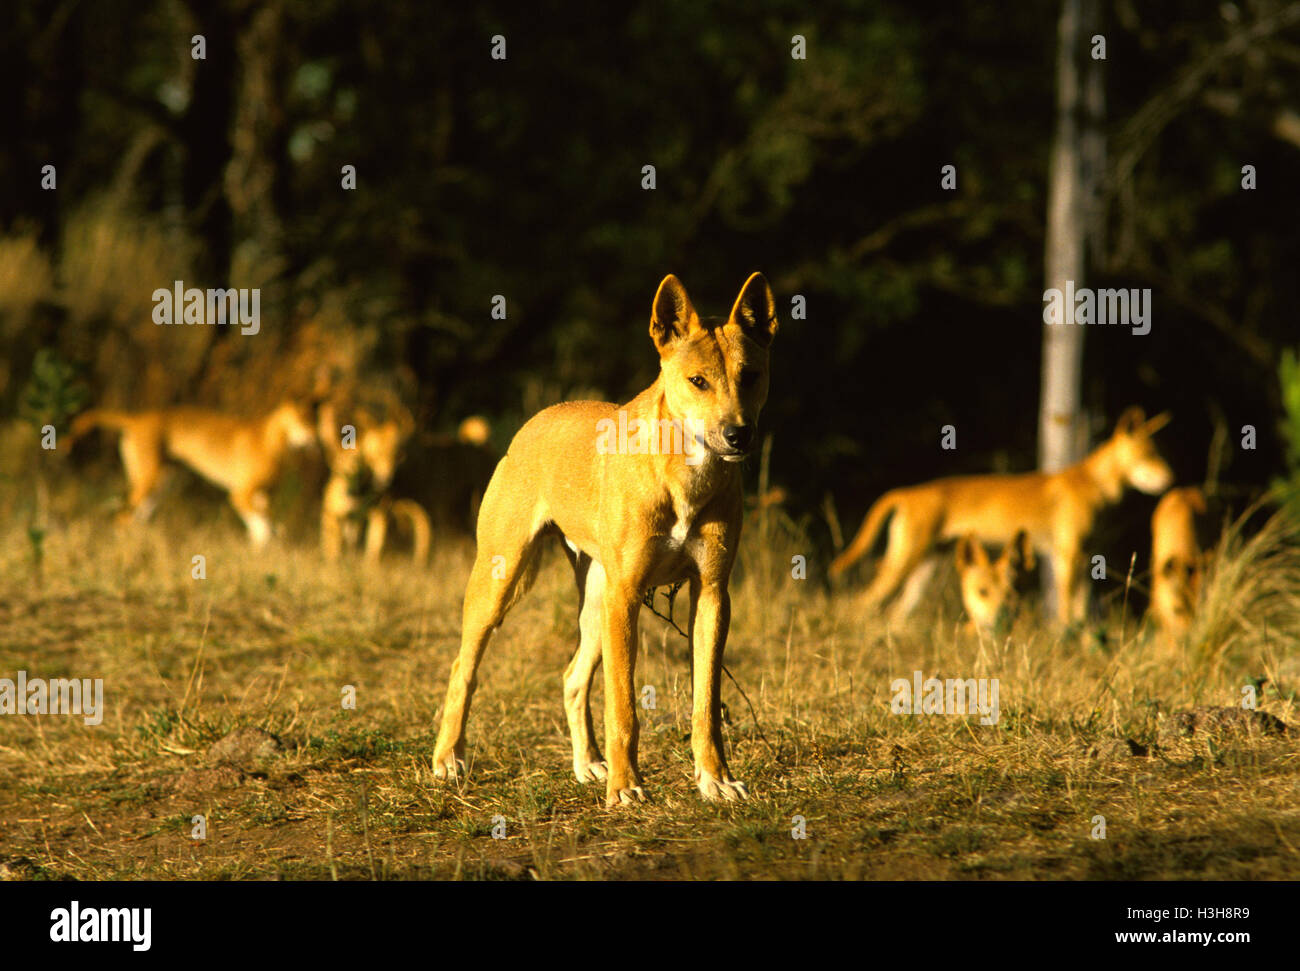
<box><xmin>978</xmin><ymin>588</ymin><xmax>990</xmax><ymax>598</ymax></box>
<box><xmin>739</xmin><ymin>369</ymin><xmax>760</xmax><ymax>389</ymax></box>
<box><xmin>688</xmin><ymin>376</ymin><xmax>709</xmax><ymax>390</ymax></box>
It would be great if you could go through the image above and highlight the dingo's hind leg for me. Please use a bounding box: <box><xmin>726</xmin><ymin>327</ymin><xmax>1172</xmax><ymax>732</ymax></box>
<box><xmin>562</xmin><ymin>548</ymin><xmax>607</xmax><ymax>783</ymax></box>
<box><xmin>432</xmin><ymin>492</ymin><xmax>546</xmax><ymax>781</ymax></box>
<box><xmin>861</xmin><ymin>509</ymin><xmax>934</xmax><ymax>613</ymax></box>
<box><xmin>887</xmin><ymin>554</ymin><xmax>940</xmax><ymax>625</ymax></box>
<box><xmin>118</xmin><ymin>429</ymin><xmax>164</xmax><ymax>525</ymax></box>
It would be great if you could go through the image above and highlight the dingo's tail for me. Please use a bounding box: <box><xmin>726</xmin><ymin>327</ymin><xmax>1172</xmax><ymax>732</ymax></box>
<box><xmin>69</xmin><ymin>409</ymin><xmax>133</xmax><ymax>445</ymax></box>
<box><xmin>828</xmin><ymin>492</ymin><xmax>899</xmax><ymax>579</ymax></box>
<box><xmin>390</xmin><ymin>499</ymin><xmax>432</xmax><ymax>565</ymax></box>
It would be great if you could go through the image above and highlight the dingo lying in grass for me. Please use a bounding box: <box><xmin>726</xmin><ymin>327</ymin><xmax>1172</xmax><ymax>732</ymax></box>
<box><xmin>432</xmin><ymin>272</ymin><xmax>777</xmax><ymax>807</ymax></box>
<box><xmin>1149</xmin><ymin>486</ymin><xmax>1208</xmax><ymax>637</ymax></box>
<box><xmin>956</xmin><ymin>530</ymin><xmax>1033</xmax><ymax>633</ymax></box>
<box><xmin>70</xmin><ymin>401</ymin><xmax>317</xmax><ymax>546</ymax></box>
<box><xmin>317</xmin><ymin>401</ymin><xmax>430</xmax><ymax>564</ymax></box>
<box><xmin>829</xmin><ymin>408</ymin><xmax>1173</xmax><ymax>622</ymax></box>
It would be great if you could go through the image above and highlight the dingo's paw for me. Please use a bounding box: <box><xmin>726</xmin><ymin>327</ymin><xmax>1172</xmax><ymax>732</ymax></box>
<box><xmin>696</xmin><ymin>770</ymin><xmax>748</xmax><ymax>803</ymax></box>
<box><xmin>573</xmin><ymin>758</ymin><xmax>608</xmax><ymax>783</ymax></box>
<box><xmin>432</xmin><ymin>752</ymin><xmax>466</xmax><ymax>781</ymax></box>
<box><xmin>606</xmin><ymin>785</ymin><xmax>647</xmax><ymax>808</ymax></box>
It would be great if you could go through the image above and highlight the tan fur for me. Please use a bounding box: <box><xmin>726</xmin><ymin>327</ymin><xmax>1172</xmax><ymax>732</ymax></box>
<box><xmin>432</xmin><ymin>273</ymin><xmax>778</xmax><ymax>807</ymax></box>
<box><xmin>1149</xmin><ymin>486</ymin><xmax>1207</xmax><ymax>637</ymax></box>
<box><xmin>956</xmin><ymin>530</ymin><xmax>1033</xmax><ymax>633</ymax></box>
<box><xmin>830</xmin><ymin>408</ymin><xmax>1174</xmax><ymax>622</ymax></box>
<box><xmin>317</xmin><ymin>402</ymin><xmax>428</xmax><ymax>564</ymax></box>
<box><xmin>457</xmin><ymin>416</ymin><xmax>491</xmax><ymax>447</ymax></box>
<box><xmin>70</xmin><ymin>401</ymin><xmax>317</xmax><ymax>545</ymax></box>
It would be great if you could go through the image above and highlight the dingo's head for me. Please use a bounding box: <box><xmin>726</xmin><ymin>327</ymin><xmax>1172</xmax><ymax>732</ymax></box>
<box><xmin>649</xmin><ymin>272</ymin><xmax>778</xmax><ymax>463</ymax></box>
<box><xmin>1111</xmin><ymin>407</ymin><xmax>1174</xmax><ymax>495</ymax></box>
<box><xmin>319</xmin><ymin>402</ymin><xmax>413</xmax><ymax>492</ymax></box>
<box><xmin>1155</xmin><ymin>555</ymin><xmax>1203</xmax><ymax>633</ymax></box>
<box><xmin>1151</xmin><ymin>486</ymin><xmax>1209</xmax><ymax>634</ymax></box>
<box><xmin>275</xmin><ymin>401</ymin><xmax>319</xmax><ymax>448</ymax></box>
<box><xmin>357</xmin><ymin>416</ymin><xmax>411</xmax><ymax>491</ymax></box>
<box><xmin>957</xmin><ymin>530</ymin><xmax>1034</xmax><ymax>633</ymax></box>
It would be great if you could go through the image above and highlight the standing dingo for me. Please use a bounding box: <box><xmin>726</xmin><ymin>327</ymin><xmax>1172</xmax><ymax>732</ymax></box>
<box><xmin>432</xmin><ymin>273</ymin><xmax>778</xmax><ymax>807</ymax></box>
<box><xmin>955</xmin><ymin>530</ymin><xmax>1034</xmax><ymax>633</ymax></box>
<box><xmin>1149</xmin><ymin>486</ymin><xmax>1208</xmax><ymax>637</ymax></box>
<box><xmin>317</xmin><ymin>400</ymin><xmax>430</xmax><ymax>563</ymax></box>
<box><xmin>70</xmin><ymin>401</ymin><xmax>317</xmax><ymax>545</ymax></box>
<box><xmin>829</xmin><ymin>408</ymin><xmax>1173</xmax><ymax>622</ymax></box>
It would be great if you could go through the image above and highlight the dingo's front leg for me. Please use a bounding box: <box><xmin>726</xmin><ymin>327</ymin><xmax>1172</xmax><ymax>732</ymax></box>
<box><xmin>231</xmin><ymin>488</ymin><xmax>273</xmax><ymax>547</ymax></box>
<box><xmin>1050</xmin><ymin>545</ymin><xmax>1081</xmax><ymax>624</ymax></box>
<box><xmin>690</xmin><ymin>579</ymin><xmax>747</xmax><ymax>802</ymax></box>
<box><xmin>363</xmin><ymin>506</ymin><xmax>387</xmax><ymax>564</ymax></box>
<box><xmin>601</xmin><ymin>585</ymin><xmax>645</xmax><ymax>806</ymax></box>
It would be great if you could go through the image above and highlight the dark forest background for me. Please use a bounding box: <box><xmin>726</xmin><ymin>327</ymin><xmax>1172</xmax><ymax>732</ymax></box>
<box><xmin>4</xmin><ymin>0</ymin><xmax>1300</xmax><ymax>554</ymax></box>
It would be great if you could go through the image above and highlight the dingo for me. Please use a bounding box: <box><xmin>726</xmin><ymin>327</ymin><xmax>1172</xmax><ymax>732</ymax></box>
<box><xmin>317</xmin><ymin>401</ymin><xmax>430</xmax><ymax>563</ymax></box>
<box><xmin>955</xmin><ymin>530</ymin><xmax>1033</xmax><ymax>633</ymax></box>
<box><xmin>829</xmin><ymin>408</ymin><xmax>1173</xmax><ymax>622</ymax></box>
<box><xmin>1149</xmin><ymin>486</ymin><xmax>1207</xmax><ymax>636</ymax></box>
<box><xmin>70</xmin><ymin>401</ymin><xmax>317</xmax><ymax>545</ymax></box>
<box><xmin>432</xmin><ymin>273</ymin><xmax>777</xmax><ymax>807</ymax></box>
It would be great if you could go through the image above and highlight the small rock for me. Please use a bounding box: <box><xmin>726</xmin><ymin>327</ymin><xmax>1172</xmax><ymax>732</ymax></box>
<box><xmin>207</xmin><ymin>727</ymin><xmax>284</xmax><ymax>767</ymax></box>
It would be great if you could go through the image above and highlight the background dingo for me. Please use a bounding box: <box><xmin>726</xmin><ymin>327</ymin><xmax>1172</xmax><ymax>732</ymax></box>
<box><xmin>956</xmin><ymin>529</ymin><xmax>1034</xmax><ymax>633</ymax></box>
<box><xmin>317</xmin><ymin>398</ymin><xmax>424</xmax><ymax>563</ymax></box>
<box><xmin>69</xmin><ymin>401</ymin><xmax>317</xmax><ymax>546</ymax></box>
<box><xmin>1149</xmin><ymin>486</ymin><xmax>1209</xmax><ymax>637</ymax></box>
<box><xmin>830</xmin><ymin>408</ymin><xmax>1174</xmax><ymax>622</ymax></box>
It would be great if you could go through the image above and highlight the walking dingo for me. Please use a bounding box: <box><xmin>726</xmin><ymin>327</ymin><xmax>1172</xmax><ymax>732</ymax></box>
<box><xmin>829</xmin><ymin>408</ymin><xmax>1173</xmax><ymax>622</ymax></box>
<box><xmin>432</xmin><ymin>272</ymin><xmax>777</xmax><ymax>806</ymax></box>
<box><xmin>70</xmin><ymin>401</ymin><xmax>317</xmax><ymax>545</ymax></box>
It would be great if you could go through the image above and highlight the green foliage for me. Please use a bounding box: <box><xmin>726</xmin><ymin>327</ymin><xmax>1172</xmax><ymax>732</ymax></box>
<box><xmin>19</xmin><ymin>348</ymin><xmax>88</xmax><ymax>435</ymax></box>
<box><xmin>1273</xmin><ymin>348</ymin><xmax>1300</xmax><ymax>518</ymax></box>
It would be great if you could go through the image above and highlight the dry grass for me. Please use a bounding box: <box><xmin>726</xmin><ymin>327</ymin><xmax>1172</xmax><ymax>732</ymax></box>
<box><xmin>1</xmin><ymin>479</ymin><xmax>1298</xmax><ymax>881</ymax></box>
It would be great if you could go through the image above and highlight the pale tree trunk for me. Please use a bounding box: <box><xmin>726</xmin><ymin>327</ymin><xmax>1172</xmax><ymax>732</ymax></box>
<box><xmin>1040</xmin><ymin>0</ymin><xmax>1103</xmax><ymax>614</ymax></box>
<box><xmin>1039</xmin><ymin>0</ymin><xmax>1087</xmax><ymax>474</ymax></box>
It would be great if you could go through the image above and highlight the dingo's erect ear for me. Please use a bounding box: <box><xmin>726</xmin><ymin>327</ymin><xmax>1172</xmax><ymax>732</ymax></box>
<box><xmin>1116</xmin><ymin>406</ymin><xmax>1147</xmax><ymax>435</ymax></box>
<box><xmin>956</xmin><ymin>534</ymin><xmax>986</xmax><ymax>570</ymax></box>
<box><xmin>1142</xmin><ymin>411</ymin><xmax>1172</xmax><ymax>436</ymax></box>
<box><xmin>650</xmin><ymin>274</ymin><xmax>700</xmax><ymax>355</ymax></box>
<box><xmin>728</xmin><ymin>271</ymin><xmax>778</xmax><ymax>348</ymax></box>
<box><xmin>1010</xmin><ymin>530</ymin><xmax>1035</xmax><ymax>571</ymax></box>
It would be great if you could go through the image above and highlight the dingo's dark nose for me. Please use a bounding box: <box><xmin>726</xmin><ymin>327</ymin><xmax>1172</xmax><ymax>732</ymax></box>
<box><xmin>723</xmin><ymin>425</ymin><xmax>753</xmax><ymax>451</ymax></box>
